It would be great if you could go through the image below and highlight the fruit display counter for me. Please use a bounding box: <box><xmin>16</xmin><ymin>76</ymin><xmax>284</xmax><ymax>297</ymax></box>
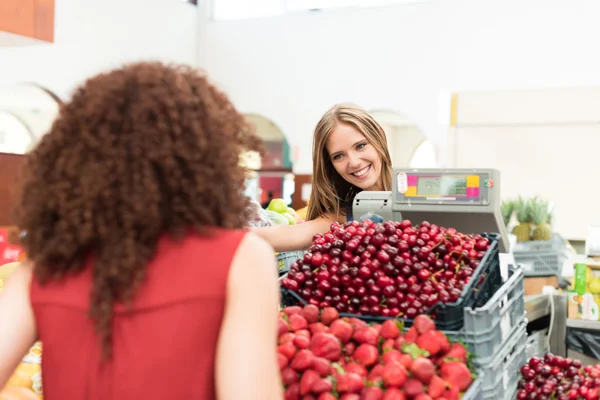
<box><xmin>279</xmin><ymin>218</ymin><xmax>525</xmax><ymax>399</ymax></box>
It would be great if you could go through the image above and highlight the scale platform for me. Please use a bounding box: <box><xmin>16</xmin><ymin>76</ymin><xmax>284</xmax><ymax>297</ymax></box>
<box><xmin>352</xmin><ymin>168</ymin><xmax>510</xmax><ymax>253</ymax></box>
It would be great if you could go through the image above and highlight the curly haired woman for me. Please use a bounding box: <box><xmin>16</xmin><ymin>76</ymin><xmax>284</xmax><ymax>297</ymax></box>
<box><xmin>0</xmin><ymin>62</ymin><xmax>283</xmax><ymax>400</ymax></box>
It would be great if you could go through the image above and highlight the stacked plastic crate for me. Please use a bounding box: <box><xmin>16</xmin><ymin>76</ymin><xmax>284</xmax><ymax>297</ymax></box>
<box><xmin>445</xmin><ymin>264</ymin><xmax>527</xmax><ymax>400</ymax></box>
<box><xmin>512</xmin><ymin>233</ymin><xmax>569</xmax><ymax>277</ymax></box>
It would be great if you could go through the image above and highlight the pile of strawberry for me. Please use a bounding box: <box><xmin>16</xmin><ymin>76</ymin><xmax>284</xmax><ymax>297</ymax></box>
<box><xmin>278</xmin><ymin>304</ymin><xmax>476</xmax><ymax>400</ymax></box>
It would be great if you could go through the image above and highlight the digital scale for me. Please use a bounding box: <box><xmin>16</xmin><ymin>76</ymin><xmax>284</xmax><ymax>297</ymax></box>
<box><xmin>352</xmin><ymin>168</ymin><xmax>510</xmax><ymax>253</ymax></box>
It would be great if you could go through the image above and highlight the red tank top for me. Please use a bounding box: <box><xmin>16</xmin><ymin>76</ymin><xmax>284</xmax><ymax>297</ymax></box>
<box><xmin>30</xmin><ymin>228</ymin><xmax>247</xmax><ymax>400</ymax></box>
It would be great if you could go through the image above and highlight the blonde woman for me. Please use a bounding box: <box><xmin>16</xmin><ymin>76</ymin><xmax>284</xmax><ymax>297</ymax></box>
<box><xmin>254</xmin><ymin>103</ymin><xmax>393</xmax><ymax>252</ymax></box>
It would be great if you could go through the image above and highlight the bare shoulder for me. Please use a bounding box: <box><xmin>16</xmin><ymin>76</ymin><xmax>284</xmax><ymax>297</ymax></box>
<box><xmin>229</xmin><ymin>232</ymin><xmax>278</xmax><ymax>283</ymax></box>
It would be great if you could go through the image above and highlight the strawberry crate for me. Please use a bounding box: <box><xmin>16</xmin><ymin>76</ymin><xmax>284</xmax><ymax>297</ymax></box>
<box><xmin>281</xmin><ymin>233</ymin><xmax>503</xmax><ymax>332</ymax></box>
<box><xmin>444</xmin><ymin>264</ymin><xmax>525</xmax><ymax>365</ymax></box>
<box><xmin>477</xmin><ymin>319</ymin><xmax>528</xmax><ymax>400</ymax></box>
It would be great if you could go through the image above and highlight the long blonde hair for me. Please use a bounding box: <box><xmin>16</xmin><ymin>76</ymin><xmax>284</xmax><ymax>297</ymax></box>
<box><xmin>306</xmin><ymin>104</ymin><xmax>392</xmax><ymax>221</ymax></box>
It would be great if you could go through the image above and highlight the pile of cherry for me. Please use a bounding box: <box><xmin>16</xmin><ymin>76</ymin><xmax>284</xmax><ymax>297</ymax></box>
<box><xmin>518</xmin><ymin>354</ymin><xmax>600</xmax><ymax>400</ymax></box>
<box><xmin>278</xmin><ymin>305</ymin><xmax>476</xmax><ymax>400</ymax></box>
<box><xmin>281</xmin><ymin>219</ymin><xmax>491</xmax><ymax>318</ymax></box>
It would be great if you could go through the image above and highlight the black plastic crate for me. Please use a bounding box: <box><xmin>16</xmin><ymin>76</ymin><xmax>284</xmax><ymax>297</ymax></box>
<box><xmin>280</xmin><ymin>232</ymin><xmax>502</xmax><ymax>332</ymax></box>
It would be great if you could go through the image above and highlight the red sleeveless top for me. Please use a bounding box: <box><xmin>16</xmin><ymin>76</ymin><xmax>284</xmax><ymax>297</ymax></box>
<box><xmin>30</xmin><ymin>228</ymin><xmax>246</xmax><ymax>400</ymax></box>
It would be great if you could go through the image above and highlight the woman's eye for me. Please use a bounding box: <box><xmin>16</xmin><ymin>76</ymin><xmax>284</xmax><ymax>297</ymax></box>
<box><xmin>357</xmin><ymin>143</ymin><xmax>366</xmax><ymax>150</ymax></box>
<box><xmin>332</xmin><ymin>154</ymin><xmax>343</xmax><ymax>161</ymax></box>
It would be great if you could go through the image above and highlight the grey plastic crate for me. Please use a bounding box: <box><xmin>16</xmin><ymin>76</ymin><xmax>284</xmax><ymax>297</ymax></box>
<box><xmin>462</xmin><ymin>372</ymin><xmax>484</xmax><ymax>400</ymax></box>
<box><xmin>525</xmin><ymin>329</ymin><xmax>549</xmax><ymax>360</ymax></box>
<box><xmin>478</xmin><ymin>319</ymin><xmax>528</xmax><ymax>400</ymax></box>
<box><xmin>444</xmin><ymin>265</ymin><xmax>525</xmax><ymax>365</ymax></box>
<box><xmin>513</xmin><ymin>233</ymin><xmax>566</xmax><ymax>252</ymax></box>
<box><xmin>276</xmin><ymin>251</ymin><xmax>306</xmax><ymax>275</ymax></box>
<box><xmin>512</xmin><ymin>234</ymin><xmax>569</xmax><ymax>277</ymax></box>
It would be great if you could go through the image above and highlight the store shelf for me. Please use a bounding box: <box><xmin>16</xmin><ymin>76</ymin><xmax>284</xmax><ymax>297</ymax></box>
<box><xmin>566</xmin><ymin>318</ymin><xmax>600</xmax><ymax>331</ymax></box>
<box><xmin>525</xmin><ymin>294</ymin><xmax>551</xmax><ymax>322</ymax></box>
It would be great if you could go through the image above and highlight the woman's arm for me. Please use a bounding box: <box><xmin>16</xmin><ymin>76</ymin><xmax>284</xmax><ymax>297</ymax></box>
<box><xmin>251</xmin><ymin>216</ymin><xmax>335</xmax><ymax>252</ymax></box>
<box><xmin>0</xmin><ymin>265</ymin><xmax>37</xmax><ymax>388</ymax></box>
<box><xmin>215</xmin><ymin>233</ymin><xmax>283</xmax><ymax>400</ymax></box>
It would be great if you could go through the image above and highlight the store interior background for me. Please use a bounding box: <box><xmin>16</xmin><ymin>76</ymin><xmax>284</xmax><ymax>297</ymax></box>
<box><xmin>2</xmin><ymin>0</ymin><xmax>600</xmax><ymax>249</ymax></box>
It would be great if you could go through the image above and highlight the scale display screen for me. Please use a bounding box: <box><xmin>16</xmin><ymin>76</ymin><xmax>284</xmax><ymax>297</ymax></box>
<box><xmin>417</xmin><ymin>176</ymin><xmax>468</xmax><ymax>197</ymax></box>
<box><xmin>395</xmin><ymin>172</ymin><xmax>486</xmax><ymax>202</ymax></box>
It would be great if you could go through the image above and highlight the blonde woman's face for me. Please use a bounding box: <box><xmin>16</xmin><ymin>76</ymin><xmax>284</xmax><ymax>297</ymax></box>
<box><xmin>326</xmin><ymin>123</ymin><xmax>383</xmax><ymax>191</ymax></box>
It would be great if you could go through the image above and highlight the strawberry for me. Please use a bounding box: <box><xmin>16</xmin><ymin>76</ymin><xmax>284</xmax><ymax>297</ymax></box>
<box><xmin>343</xmin><ymin>342</ymin><xmax>356</xmax><ymax>356</ymax></box>
<box><xmin>352</xmin><ymin>344</ymin><xmax>379</xmax><ymax>366</ymax></box>
<box><xmin>303</xmin><ymin>396</ymin><xmax>317</xmax><ymax>400</ymax></box>
<box><xmin>394</xmin><ymin>336</ymin><xmax>405</xmax><ymax>351</ymax></box>
<box><xmin>416</xmin><ymin>331</ymin><xmax>441</xmax><ymax>356</ymax></box>
<box><xmin>382</xmin><ymin>363</ymin><xmax>408</xmax><ymax>387</ymax></box>
<box><xmin>284</xmin><ymin>382</ymin><xmax>300</xmax><ymax>400</ymax></box>
<box><xmin>294</xmin><ymin>335</ymin><xmax>311</xmax><ymax>349</ymax></box>
<box><xmin>368</xmin><ymin>364</ymin><xmax>385</xmax><ymax>381</ymax></box>
<box><xmin>290</xmin><ymin>314</ymin><xmax>309</xmax><ymax>331</ymax></box>
<box><xmin>284</xmin><ymin>306</ymin><xmax>303</xmax><ymax>315</ymax></box>
<box><xmin>440</xmin><ymin>386</ymin><xmax>460</xmax><ymax>400</ymax></box>
<box><xmin>403</xmin><ymin>379</ymin><xmax>425</xmax><ymax>398</ymax></box>
<box><xmin>280</xmin><ymin>332</ymin><xmax>296</xmax><ymax>345</ymax></box>
<box><xmin>300</xmin><ymin>370</ymin><xmax>321</xmax><ymax>395</ymax></box>
<box><xmin>329</xmin><ymin>319</ymin><xmax>354</xmax><ymax>343</ymax></box>
<box><xmin>413</xmin><ymin>314</ymin><xmax>436</xmax><ymax>335</ymax></box>
<box><xmin>278</xmin><ymin>342</ymin><xmax>298</xmax><ymax>360</ymax></box>
<box><xmin>279</xmin><ymin>353</ymin><xmax>289</xmax><ymax>370</ymax></box>
<box><xmin>380</xmin><ymin>320</ymin><xmax>401</xmax><ymax>339</ymax></box>
<box><xmin>282</xmin><ymin>367</ymin><xmax>299</xmax><ymax>385</ymax></box>
<box><xmin>346</xmin><ymin>362</ymin><xmax>368</xmax><ymax>377</ymax></box>
<box><xmin>383</xmin><ymin>349</ymin><xmax>403</xmax><ymax>365</ymax></box>
<box><xmin>336</xmin><ymin>372</ymin><xmax>365</xmax><ymax>393</ymax></box>
<box><xmin>352</xmin><ymin>327</ymin><xmax>379</xmax><ymax>345</ymax></box>
<box><xmin>398</xmin><ymin>354</ymin><xmax>413</xmax><ymax>369</ymax></box>
<box><xmin>339</xmin><ymin>395</ymin><xmax>361</xmax><ymax>400</ymax></box>
<box><xmin>434</xmin><ymin>330</ymin><xmax>450</xmax><ymax>354</ymax></box>
<box><xmin>290</xmin><ymin>349</ymin><xmax>314</xmax><ymax>371</ymax></box>
<box><xmin>311</xmin><ymin>377</ymin><xmax>333</xmax><ymax>393</ymax></box>
<box><xmin>310</xmin><ymin>332</ymin><xmax>342</xmax><ymax>361</ymax></box>
<box><xmin>382</xmin><ymin>339</ymin><xmax>395</xmax><ymax>353</ymax></box>
<box><xmin>296</xmin><ymin>329</ymin><xmax>311</xmax><ymax>339</ymax></box>
<box><xmin>372</xmin><ymin>324</ymin><xmax>382</xmax><ymax>335</ymax></box>
<box><xmin>349</xmin><ymin>317</ymin><xmax>369</xmax><ymax>332</ymax></box>
<box><xmin>440</xmin><ymin>362</ymin><xmax>473</xmax><ymax>391</ymax></box>
<box><xmin>310</xmin><ymin>322</ymin><xmax>329</xmax><ymax>335</ymax></box>
<box><xmin>279</xmin><ymin>317</ymin><xmax>290</xmax><ymax>335</ymax></box>
<box><xmin>428</xmin><ymin>375</ymin><xmax>447</xmax><ymax>398</ymax></box>
<box><xmin>301</xmin><ymin>304</ymin><xmax>320</xmax><ymax>324</ymax></box>
<box><xmin>414</xmin><ymin>394</ymin><xmax>433</xmax><ymax>400</ymax></box>
<box><xmin>441</xmin><ymin>343</ymin><xmax>468</xmax><ymax>364</ymax></box>
<box><xmin>382</xmin><ymin>387</ymin><xmax>406</xmax><ymax>400</ymax></box>
<box><xmin>311</xmin><ymin>357</ymin><xmax>332</xmax><ymax>376</ymax></box>
<box><xmin>404</xmin><ymin>326</ymin><xmax>418</xmax><ymax>343</ymax></box>
<box><xmin>410</xmin><ymin>357</ymin><xmax>435</xmax><ymax>384</ymax></box>
<box><xmin>318</xmin><ymin>394</ymin><xmax>337</xmax><ymax>400</ymax></box>
<box><xmin>361</xmin><ymin>386</ymin><xmax>384</xmax><ymax>400</ymax></box>
<box><xmin>321</xmin><ymin>307</ymin><xmax>340</xmax><ymax>325</ymax></box>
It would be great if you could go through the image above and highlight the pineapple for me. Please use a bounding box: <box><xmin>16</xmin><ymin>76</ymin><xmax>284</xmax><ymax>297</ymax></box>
<box><xmin>512</xmin><ymin>197</ymin><xmax>533</xmax><ymax>242</ymax></box>
<box><xmin>501</xmin><ymin>200</ymin><xmax>514</xmax><ymax>227</ymax></box>
<box><xmin>532</xmin><ymin>197</ymin><xmax>553</xmax><ymax>241</ymax></box>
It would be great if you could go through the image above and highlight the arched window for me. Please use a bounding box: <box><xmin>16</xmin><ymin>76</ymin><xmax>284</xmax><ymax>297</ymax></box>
<box><xmin>243</xmin><ymin>114</ymin><xmax>295</xmax><ymax>207</ymax></box>
<box><xmin>370</xmin><ymin>110</ymin><xmax>437</xmax><ymax>169</ymax></box>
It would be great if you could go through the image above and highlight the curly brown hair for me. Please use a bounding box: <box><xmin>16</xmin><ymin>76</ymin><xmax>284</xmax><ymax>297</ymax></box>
<box><xmin>15</xmin><ymin>62</ymin><xmax>264</xmax><ymax>358</ymax></box>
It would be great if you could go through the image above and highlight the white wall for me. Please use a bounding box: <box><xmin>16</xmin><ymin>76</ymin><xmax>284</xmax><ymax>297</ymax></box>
<box><xmin>202</xmin><ymin>0</ymin><xmax>600</xmax><ymax>174</ymax></box>
<box><xmin>0</xmin><ymin>0</ymin><xmax>198</xmax><ymax>100</ymax></box>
